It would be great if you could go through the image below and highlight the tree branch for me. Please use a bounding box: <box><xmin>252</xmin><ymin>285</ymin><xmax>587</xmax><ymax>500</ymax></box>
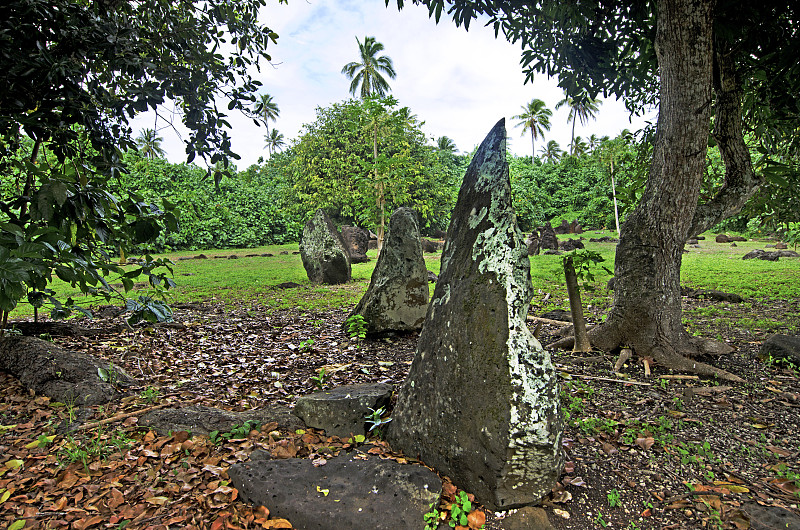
<box><xmin>688</xmin><ymin>44</ymin><xmax>762</xmax><ymax>237</ymax></box>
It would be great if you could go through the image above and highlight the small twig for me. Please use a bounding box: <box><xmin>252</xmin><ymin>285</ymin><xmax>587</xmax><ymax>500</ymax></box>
<box><xmin>526</xmin><ymin>315</ymin><xmax>573</xmax><ymax>326</ymax></box>
<box><xmin>557</xmin><ymin>371</ymin><xmax>651</xmax><ymax>386</ymax></box>
<box><xmin>74</xmin><ymin>399</ymin><xmax>200</xmax><ymax>431</ymax></box>
<box><xmin>660</xmin><ymin>374</ymin><xmax>699</xmax><ymax>380</ymax></box>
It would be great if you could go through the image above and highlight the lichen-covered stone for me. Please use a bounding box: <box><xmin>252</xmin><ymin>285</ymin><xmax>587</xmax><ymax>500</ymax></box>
<box><xmin>387</xmin><ymin>119</ymin><xmax>563</xmax><ymax>510</ymax></box>
<box><xmin>299</xmin><ymin>209</ymin><xmax>351</xmax><ymax>284</ymax></box>
<box><xmin>348</xmin><ymin>207</ymin><xmax>428</xmax><ymax>335</ymax></box>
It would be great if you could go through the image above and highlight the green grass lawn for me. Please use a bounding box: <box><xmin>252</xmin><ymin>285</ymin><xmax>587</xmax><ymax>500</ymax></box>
<box><xmin>8</xmin><ymin>230</ymin><xmax>798</xmax><ymax>320</ymax></box>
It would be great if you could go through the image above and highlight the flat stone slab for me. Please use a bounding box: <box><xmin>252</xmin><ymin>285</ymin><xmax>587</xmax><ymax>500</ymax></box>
<box><xmin>139</xmin><ymin>404</ymin><xmax>304</xmax><ymax>436</ymax></box>
<box><xmin>229</xmin><ymin>454</ymin><xmax>442</xmax><ymax>530</ymax></box>
<box><xmin>743</xmin><ymin>502</ymin><xmax>800</xmax><ymax>529</ymax></box>
<box><xmin>293</xmin><ymin>384</ymin><xmax>393</xmax><ymax>438</ymax></box>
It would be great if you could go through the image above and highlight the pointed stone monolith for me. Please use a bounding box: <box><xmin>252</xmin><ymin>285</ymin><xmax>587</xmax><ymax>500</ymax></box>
<box><xmin>299</xmin><ymin>209</ymin><xmax>351</xmax><ymax>284</ymax></box>
<box><xmin>348</xmin><ymin>207</ymin><xmax>428</xmax><ymax>335</ymax></box>
<box><xmin>387</xmin><ymin>119</ymin><xmax>563</xmax><ymax>510</ymax></box>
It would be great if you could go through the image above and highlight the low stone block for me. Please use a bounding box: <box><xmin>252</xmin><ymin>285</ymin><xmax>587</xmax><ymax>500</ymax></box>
<box><xmin>293</xmin><ymin>383</ymin><xmax>393</xmax><ymax>437</ymax></box>
<box><xmin>139</xmin><ymin>405</ymin><xmax>304</xmax><ymax>436</ymax></box>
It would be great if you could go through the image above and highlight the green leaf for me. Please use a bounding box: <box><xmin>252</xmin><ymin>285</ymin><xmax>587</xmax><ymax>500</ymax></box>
<box><xmin>97</xmin><ymin>367</ymin><xmax>110</xmax><ymax>382</ymax></box>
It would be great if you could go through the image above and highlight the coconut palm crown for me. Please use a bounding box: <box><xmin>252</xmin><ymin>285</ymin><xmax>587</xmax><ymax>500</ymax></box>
<box><xmin>513</xmin><ymin>98</ymin><xmax>553</xmax><ymax>158</ymax></box>
<box><xmin>341</xmin><ymin>36</ymin><xmax>397</xmax><ymax>99</ymax></box>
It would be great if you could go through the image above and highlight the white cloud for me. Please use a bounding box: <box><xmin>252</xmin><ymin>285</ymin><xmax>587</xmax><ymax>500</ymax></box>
<box><xmin>133</xmin><ymin>0</ymin><xmax>655</xmax><ymax>169</ymax></box>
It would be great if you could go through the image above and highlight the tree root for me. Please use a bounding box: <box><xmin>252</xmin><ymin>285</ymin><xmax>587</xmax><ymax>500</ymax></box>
<box><xmin>544</xmin><ymin>322</ymin><xmax>744</xmax><ymax>383</ymax></box>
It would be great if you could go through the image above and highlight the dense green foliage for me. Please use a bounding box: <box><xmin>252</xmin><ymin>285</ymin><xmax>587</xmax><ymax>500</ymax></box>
<box><xmin>116</xmin><ymin>154</ymin><xmax>300</xmax><ymax>252</ymax></box>
<box><xmin>0</xmin><ymin>0</ymin><xmax>280</xmax><ymax>320</ymax></box>
<box><xmin>287</xmin><ymin>97</ymin><xmax>463</xmax><ymax>234</ymax></box>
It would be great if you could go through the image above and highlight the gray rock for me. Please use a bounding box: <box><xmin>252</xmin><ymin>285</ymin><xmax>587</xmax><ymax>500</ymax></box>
<box><xmin>560</xmin><ymin>238</ymin><xmax>584</xmax><ymax>251</ymax></box>
<box><xmin>293</xmin><ymin>384</ymin><xmax>393</xmax><ymax>438</ymax></box>
<box><xmin>422</xmin><ymin>238</ymin><xmax>443</xmax><ymax>253</ymax></box>
<box><xmin>348</xmin><ymin>208</ymin><xmax>429</xmax><ymax>335</ymax></box>
<box><xmin>300</xmin><ymin>209</ymin><xmax>351</xmax><ymax>284</ymax></box>
<box><xmin>427</xmin><ymin>270</ymin><xmax>438</xmax><ymax>283</ymax></box>
<box><xmin>687</xmin><ymin>238</ymin><xmax>698</xmax><ymax>245</ymax></box>
<box><xmin>775</xmin><ymin>242</ymin><xmax>788</xmax><ymax>249</ymax></box>
<box><xmin>229</xmin><ymin>454</ymin><xmax>441</xmax><ymax>530</ymax></box>
<box><xmin>539</xmin><ymin>222</ymin><xmax>559</xmax><ymax>250</ymax></box>
<box><xmin>340</xmin><ymin>225</ymin><xmax>370</xmax><ymax>264</ymax></box>
<box><xmin>681</xmin><ymin>287</ymin><xmax>744</xmax><ymax>303</ymax></box>
<box><xmin>387</xmin><ymin>119</ymin><xmax>563</xmax><ymax>510</ymax></box>
<box><xmin>139</xmin><ymin>405</ymin><xmax>304</xmax><ymax>436</ymax></box>
<box><xmin>743</xmin><ymin>502</ymin><xmax>800</xmax><ymax>529</ymax></box>
<box><xmin>525</xmin><ymin>233</ymin><xmax>540</xmax><ymax>256</ymax></box>
<box><xmin>554</xmin><ymin>219</ymin><xmax>570</xmax><ymax>234</ymax></box>
<box><xmin>499</xmin><ymin>507</ymin><xmax>554</xmax><ymax>530</ymax></box>
<box><xmin>716</xmin><ymin>233</ymin><xmax>731</xmax><ymax>243</ymax></box>
<box><xmin>759</xmin><ymin>334</ymin><xmax>800</xmax><ymax>365</ymax></box>
<box><xmin>743</xmin><ymin>249</ymin><xmax>799</xmax><ymax>261</ymax></box>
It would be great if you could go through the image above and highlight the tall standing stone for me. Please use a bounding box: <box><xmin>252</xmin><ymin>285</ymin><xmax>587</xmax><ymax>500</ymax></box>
<box><xmin>349</xmin><ymin>207</ymin><xmax>429</xmax><ymax>335</ymax></box>
<box><xmin>387</xmin><ymin>119</ymin><xmax>563</xmax><ymax>510</ymax></box>
<box><xmin>299</xmin><ymin>209</ymin><xmax>351</xmax><ymax>284</ymax></box>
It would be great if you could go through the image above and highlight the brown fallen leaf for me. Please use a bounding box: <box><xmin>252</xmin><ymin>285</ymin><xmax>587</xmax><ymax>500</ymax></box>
<box><xmin>467</xmin><ymin>509</ymin><xmax>486</xmax><ymax>529</ymax></box>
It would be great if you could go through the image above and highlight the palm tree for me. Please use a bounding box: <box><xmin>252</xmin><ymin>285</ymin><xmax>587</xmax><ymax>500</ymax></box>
<box><xmin>257</xmin><ymin>93</ymin><xmax>280</xmax><ymax>155</ymax></box>
<box><xmin>513</xmin><ymin>98</ymin><xmax>552</xmax><ymax>158</ymax></box>
<box><xmin>135</xmin><ymin>128</ymin><xmax>165</xmax><ymax>159</ymax></box>
<box><xmin>265</xmin><ymin>129</ymin><xmax>286</xmax><ymax>156</ymax></box>
<box><xmin>539</xmin><ymin>140</ymin><xmax>563</xmax><ymax>164</ymax></box>
<box><xmin>570</xmin><ymin>136</ymin><xmax>589</xmax><ymax>157</ymax></box>
<box><xmin>436</xmin><ymin>136</ymin><xmax>458</xmax><ymax>154</ymax></box>
<box><xmin>341</xmin><ymin>36</ymin><xmax>397</xmax><ymax>99</ymax></box>
<box><xmin>555</xmin><ymin>94</ymin><xmax>602</xmax><ymax>155</ymax></box>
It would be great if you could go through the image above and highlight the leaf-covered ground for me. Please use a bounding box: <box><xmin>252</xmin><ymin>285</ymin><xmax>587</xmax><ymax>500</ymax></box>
<box><xmin>1</xmin><ymin>290</ymin><xmax>799</xmax><ymax>529</ymax></box>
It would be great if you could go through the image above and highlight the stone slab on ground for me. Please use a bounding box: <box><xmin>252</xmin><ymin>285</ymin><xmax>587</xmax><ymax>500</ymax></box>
<box><xmin>139</xmin><ymin>404</ymin><xmax>304</xmax><ymax>436</ymax></box>
<box><xmin>498</xmin><ymin>507</ymin><xmax>554</xmax><ymax>530</ymax></box>
<box><xmin>293</xmin><ymin>383</ymin><xmax>393</xmax><ymax>437</ymax></box>
<box><xmin>743</xmin><ymin>502</ymin><xmax>800</xmax><ymax>530</ymax></box>
<box><xmin>228</xmin><ymin>453</ymin><xmax>442</xmax><ymax>530</ymax></box>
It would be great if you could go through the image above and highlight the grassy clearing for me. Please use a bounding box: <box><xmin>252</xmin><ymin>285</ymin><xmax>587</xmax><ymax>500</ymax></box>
<box><xmin>8</xmin><ymin>230</ymin><xmax>797</xmax><ymax>321</ymax></box>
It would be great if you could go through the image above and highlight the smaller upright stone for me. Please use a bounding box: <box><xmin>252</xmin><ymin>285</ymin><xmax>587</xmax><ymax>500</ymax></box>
<box><xmin>341</xmin><ymin>225</ymin><xmax>370</xmax><ymax>263</ymax></box>
<box><xmin>299</xmin><ymin>209</ymin><xmax>351</xmax><ymax>284</ymax></box>
<box><xmin>348</xmin><ymin>207</ymin><xmax>429</xmax><ymax>335</ymax></box>
<box><xmin>539</xmin><ymin>222</ymin><xmax>559</xmax><ymax>250</ymax></box>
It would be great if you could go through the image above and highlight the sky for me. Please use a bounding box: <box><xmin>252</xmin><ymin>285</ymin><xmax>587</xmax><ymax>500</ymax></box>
<box><xmin>133</xmin><ymin>0</ymin><xmax>655</xmax><ymax>169</ymax></box>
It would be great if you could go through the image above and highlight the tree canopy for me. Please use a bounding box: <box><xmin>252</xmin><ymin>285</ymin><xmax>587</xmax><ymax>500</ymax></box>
<box><xmin>288</xmin><ymin>97</ymin><xmax>460</xmax><ymax>234</ymax></box>
<box><xmin>0</xmin><ymin>0</ymin><xmax>282</xmax><ymax>321</ymax></box>
<box><xmin>390</xmin><ymin>0</ymin><xmax>800</xmax><ymax>379</ymax></box>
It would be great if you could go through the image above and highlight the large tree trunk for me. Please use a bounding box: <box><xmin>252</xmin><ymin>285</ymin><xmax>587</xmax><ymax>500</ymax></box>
<box><xmin>586</xmin><ymin>0</ymin><xmax>743</xmax><ymax>381</ymax></box>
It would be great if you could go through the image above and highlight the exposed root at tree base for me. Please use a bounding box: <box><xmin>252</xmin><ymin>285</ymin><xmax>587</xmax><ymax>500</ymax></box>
<box><xmin>546</xmin><ymin>323</ymin><xmax>744</xmax><ymax>383</ymax></box>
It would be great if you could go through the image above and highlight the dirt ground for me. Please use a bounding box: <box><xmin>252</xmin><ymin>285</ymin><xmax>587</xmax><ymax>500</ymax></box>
<box><xmin>1</xmin><ymin>290</ymin><xmax>799</xmax><ymax>529</ymax></box>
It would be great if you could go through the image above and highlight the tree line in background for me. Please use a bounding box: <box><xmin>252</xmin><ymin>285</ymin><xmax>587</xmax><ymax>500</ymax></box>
<box><xmin>1</xmin><ymin>1</ymin><xmax>798</xmax><ymax>328</ymax></box>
